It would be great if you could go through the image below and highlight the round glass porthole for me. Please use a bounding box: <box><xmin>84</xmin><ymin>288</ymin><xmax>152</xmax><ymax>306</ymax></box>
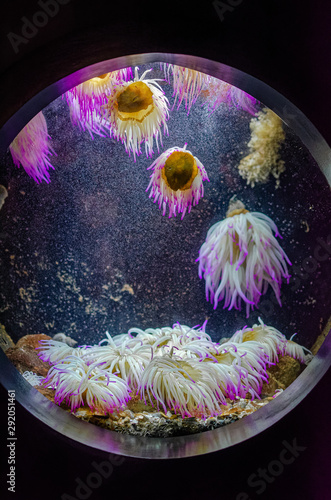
<box><xmin>0</xmin><ymin>53</ymin><xmax>330</xmax><ymax>458</ymax></box>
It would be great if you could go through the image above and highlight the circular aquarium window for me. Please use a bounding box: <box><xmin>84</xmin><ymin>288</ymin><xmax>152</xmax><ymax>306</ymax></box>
<box><xmin>0</xmin><ymin>53</ymin><xmax>330</xmax><ymax>459</ymax></box>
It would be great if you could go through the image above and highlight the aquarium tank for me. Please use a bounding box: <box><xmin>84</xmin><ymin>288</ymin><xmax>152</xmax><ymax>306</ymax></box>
<box><xmin>0</xmin><ymin>54</ymin><xmax>330</xmax><ymax>458</ymax></box>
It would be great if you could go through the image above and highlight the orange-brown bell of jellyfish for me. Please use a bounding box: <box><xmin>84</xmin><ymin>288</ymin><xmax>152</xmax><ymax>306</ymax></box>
<box><xmin>116</xmin><ymin>81</ymin><xmax>154</xmax><ymax>123</ymax></box>
<box><xmin>162</xmin><ymin>151</ymin><xmax>198</xmax><ymax>191</ymax></box>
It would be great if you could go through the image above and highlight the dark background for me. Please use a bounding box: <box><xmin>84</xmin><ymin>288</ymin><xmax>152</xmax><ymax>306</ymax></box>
<box><xmin>0</xmin><ymin>0</ymin><xmax>330</xmax><ymax>146</ymax></box>
<box><xmin>0</xmin><ymin>1</ymin><xmax>330</xmax><ymax>499</ymax></box>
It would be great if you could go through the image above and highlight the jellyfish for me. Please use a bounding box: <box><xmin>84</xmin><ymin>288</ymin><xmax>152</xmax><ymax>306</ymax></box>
<box><xmin>197</xmin><ymin>197</ymin><xmax>291</xmax><ymax>316</ymax></box>
<box><xmin>9</xmin><ymin>111</ymin><xmax>56</xmax><ymax>184</ymax></box>
<box><xmin>64</xmin><ymin>68</ymin><xmax>132</xmax><ymax>138</ymax></box>
<box><xmin>162</xmin><ymin>63</ymin><xmax>210</xmax><ymax>115</ymax></box>
<box><xmin>146</xmin><ymin>144</ymin><xmax>209</xmax><ymax>219</ymax></box>
<box><xmin>103</xmin><ymin>67</ymin><xmax>169</xmax><ymax>160</ymax></box>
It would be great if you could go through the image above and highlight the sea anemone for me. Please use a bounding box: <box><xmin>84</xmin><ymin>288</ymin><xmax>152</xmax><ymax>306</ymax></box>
<box><xmin>67</xmin><ymin>95</ymin><xmax>111</xmax><ymax>138</ymax></box>
<box><xmin>64</xmin><ymin>68</ymin><xmax>132</xmax><ymax>138</ymax></box>
<box><xmin>103</xmin><ymin>66</ymin><xmax>169</xmax><ymax>160</ymax></box>
<box><xmin>43</xmin><ymin>356</ymin><xmax>130</xmax><ymax>413</ymax></box>
<box><xmin>22</xmin><ymin>371</ymin><xmax>45</xmax><ymax>386</ymax></box>
<box><xmin>197</xmin><ymin>197</ymin><xmax>291</xmax><ymax>316</ymax></box>
<box><xmin>214</xmin><ymin>340</ymin><xmax>270</xmax><ymax>398</ymax></box>
<box><xmin>229</xmin><ymin>86</ymin><xmax>258</xmax><ymax>115</ymax></box>
<box><xmin>39</xmin><ymin>321</ymin><xmax>310</xmax><ymax>420</ymax></box>
<box><xmin>201</xmin><ymin>355</ymin><xmax>244</xmax><ymax>400</ymax></box>
<box><xmin>146</xmin><ymin>144</ymin><xmax>209</xmax><ymax>219</ymax></box>
<box><xmin>37</xmin><ymin>339</ymin><xmax>88</xmax><ymax>364</ymax></box>
<box><xmin>230</xmin><ymin>318</ymin><xmax>288</xmax><ymax>363</ymax></box>
<box><xmin>139</xmin><ymin>352</ymin><xmax>226</xmax><ymax>417</ymax></box>
<box><xmin>149</xmin><ymin>322</ymin><xmax>218</xmax><ymax>360</ymax></box>
<box><xmin>81</xmin><ymin>332</ymin><xmax>152</xmax><ymax>388</ymax></box>
<box><xmin>217</xmin><ymin>340</ymin><xmax>270</xmax><ymax>376</ymax></box>
<box><xmin>284</xmin><ymin>334</ymin><xmax>312</xmax><ymax>363</ymax></box>
<box><xmin>128</xmin><ymin>327</ymin><xmax>163</xmax><ymax>346</ymax></box>
<box><xmin>200</xmin><ymin>77</ymin><xmax>257</xmax><ymax>115</ymax></box>
<box><xmin>162</xmin><ymin>63</ymin><xmax>210</xmax><ymax>115</ymax></box>
<box><xmin>128</xmin><ymin>326</ymin><xmax>166</xmax><ymax>346</ymax></box>
<box><xmin>200</xmin><ymin>76</ymin><xmax>231</xmax><ymax>114</ymax></box>
<box><xmin>9</xmin><ymin>111</ymin><xmax>56</xmax><ymax>183</ymax></box>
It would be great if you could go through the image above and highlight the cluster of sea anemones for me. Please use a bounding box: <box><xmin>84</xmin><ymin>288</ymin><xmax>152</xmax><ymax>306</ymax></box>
<box><xmin>9</xmin><ymin>63</ymin><xmax>259</xmax><ymax>190</ymax></box>
<box><xmin>36</xmin><ymin>319</ymin><xmax>310</xmax><ymax>419</ymax></box>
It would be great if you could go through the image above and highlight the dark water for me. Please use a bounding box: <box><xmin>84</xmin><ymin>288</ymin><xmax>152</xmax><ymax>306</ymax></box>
<box><xmin>0</xmin><ymin>63</ymin><xmax>330</xmax><ymax>348</ymax></box>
